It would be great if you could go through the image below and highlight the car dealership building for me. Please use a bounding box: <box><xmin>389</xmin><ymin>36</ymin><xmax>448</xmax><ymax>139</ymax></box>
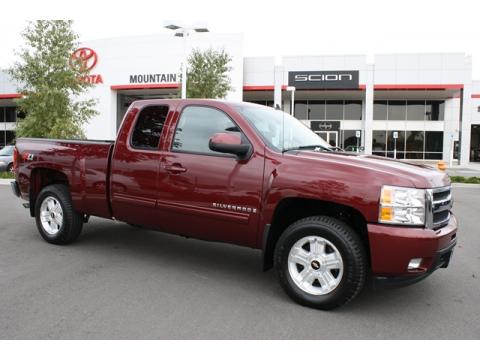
<box><xmin>1</xmin><ymin>32</ymin><xmax>480</xmax><ymax>165</ymax></box>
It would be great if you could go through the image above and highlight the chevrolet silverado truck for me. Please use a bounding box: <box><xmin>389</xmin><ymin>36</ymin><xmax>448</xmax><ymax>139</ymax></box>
<box><xmin>11</xmin><ymin>99</ymin><xmax>457</xmax><ymax>309</ymax></box>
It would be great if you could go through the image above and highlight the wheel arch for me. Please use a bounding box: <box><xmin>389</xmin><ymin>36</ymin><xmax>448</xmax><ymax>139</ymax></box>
<box><xmin>262</xmin><ymin>197</ymin><xmax>370</xmax><ymax>271</ymax></box>
<box><xmin>28</xmin><ymin>167</ymin><xmax>69</xmax><ymax>217</ymax></box>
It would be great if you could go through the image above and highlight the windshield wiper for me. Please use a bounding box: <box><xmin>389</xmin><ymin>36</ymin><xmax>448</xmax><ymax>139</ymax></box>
<box><xmin>282</xmin><ymin>145</ymin><xmax>331</xmax><ymax>153</ymax></box>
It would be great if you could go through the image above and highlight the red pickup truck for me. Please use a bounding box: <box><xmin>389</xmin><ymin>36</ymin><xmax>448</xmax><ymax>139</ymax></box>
<box><xmin>11</xmin><ymin>99</ymin><xmax>457</xmax><ymax>309</ymax></box>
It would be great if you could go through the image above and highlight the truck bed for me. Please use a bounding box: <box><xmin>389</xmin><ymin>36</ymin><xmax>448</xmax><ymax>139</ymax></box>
<box><xmin>15</xmin><ymin>138</ymin><xmax>115</xmax><ymax>218</ymax></box>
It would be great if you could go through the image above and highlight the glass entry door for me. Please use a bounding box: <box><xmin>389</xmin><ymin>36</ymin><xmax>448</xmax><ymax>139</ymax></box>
<box><xmin>316</xmin><ymin>131</ymin><xmax>338</xmax><ymax>147</ymax></box>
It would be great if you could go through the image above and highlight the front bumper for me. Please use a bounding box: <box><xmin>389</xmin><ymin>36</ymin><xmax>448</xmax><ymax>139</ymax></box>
<box><xmin>374</xmin><ymin>238</ymin><xmax>456</xmax><ymax>287</ymax></box>
<box><xmin>368</xmin><ymin>214</ymin><xmax>457</xmax><ymax>282</ymax></box>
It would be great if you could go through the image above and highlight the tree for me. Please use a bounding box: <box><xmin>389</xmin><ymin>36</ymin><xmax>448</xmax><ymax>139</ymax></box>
<box><xmin>8</xmin><ymin>20</ymin><xmax>97</xmax><ymax>139</ymax></box>
<box><xmin>185</xmin><ymin>48</ymin><xmax>233</xmax><ymax>99</ymax></box>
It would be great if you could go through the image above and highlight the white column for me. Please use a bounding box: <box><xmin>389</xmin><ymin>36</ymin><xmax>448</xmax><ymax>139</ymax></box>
<box><xmin>273</xmin><ymin>65</ymin><xmax>284</xmax><ymax>109</ymax></box>
<box><xmin>460</xmin><ymin>83</ymin><xmax>473</xmax><ymax>165</ymax></box>
<box><xmin>363</xmin><ymin>64</ymin><xmax>375</xmax><ymax>154</ymax></box>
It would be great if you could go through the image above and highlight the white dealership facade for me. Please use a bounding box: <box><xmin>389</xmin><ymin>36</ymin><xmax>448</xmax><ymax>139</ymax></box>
<box><xmin>1</xmin><ymin>32</ymin><xmax>480</xmax><ymax>165</ymax></box>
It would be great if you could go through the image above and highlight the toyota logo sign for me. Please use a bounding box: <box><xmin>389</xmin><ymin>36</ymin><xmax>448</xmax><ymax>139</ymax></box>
<box><xmin>70</xmin><ymin>47</ymin><xmax>98</xmax><ymax>72</ymax></box>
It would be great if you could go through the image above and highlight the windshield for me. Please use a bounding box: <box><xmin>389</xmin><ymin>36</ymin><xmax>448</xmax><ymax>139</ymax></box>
<box><xmin>0</xmin><ymin>146</ymin><xmax>13</xmax><ymax>156</ymax></box>
<box><xmin>236</xmin><ymin>104</ymin><xmax>331</xmax><ymax>152</ymax></box>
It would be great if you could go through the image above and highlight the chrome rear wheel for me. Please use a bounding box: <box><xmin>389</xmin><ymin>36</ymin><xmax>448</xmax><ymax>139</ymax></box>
<box><xmin>40</xmin><ymin>196</ymin><xmax>64</xmax><ymax>235</ymax></box>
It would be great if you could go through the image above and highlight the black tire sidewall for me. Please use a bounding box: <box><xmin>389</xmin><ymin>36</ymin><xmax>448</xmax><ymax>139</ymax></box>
<box><xmin>275</xmin><ymin>217</ymin><xmax>366</xmax><ymax>309</ymax></box>
<box><xmin>34</xmin><ymin>185</ymin><xmax>79</xmax><ymax>245</ymax></box>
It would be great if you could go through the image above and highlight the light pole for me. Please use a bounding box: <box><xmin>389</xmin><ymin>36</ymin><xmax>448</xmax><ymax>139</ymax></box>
<box><xmin>164</xmin><ymin>22</ymin><xmax>209</xmax><ymax>99</ymax></box>
<box><xmin>286</xmin><ymin>86</ymin><xmax>296</xmax><ymax>116</ymax></box>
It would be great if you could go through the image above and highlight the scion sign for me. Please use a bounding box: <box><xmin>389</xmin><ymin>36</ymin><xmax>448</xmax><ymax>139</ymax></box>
<box><xmin>288</xmin><ymin>70</ymin><xmax>359</xmax><ymax>89</ymax></box>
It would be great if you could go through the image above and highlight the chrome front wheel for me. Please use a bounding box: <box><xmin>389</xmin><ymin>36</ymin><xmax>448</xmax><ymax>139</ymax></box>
<box><xmin>288</xmin><ymin>236</ymin><xmax>344</xmax><ymax>296</ymax></box>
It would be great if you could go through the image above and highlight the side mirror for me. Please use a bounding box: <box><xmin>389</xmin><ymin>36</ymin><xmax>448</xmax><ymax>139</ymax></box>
<box><xmin>209</xmin><ymin>132</ymin><xmax>252</xmax><ymax>159</ymax></box>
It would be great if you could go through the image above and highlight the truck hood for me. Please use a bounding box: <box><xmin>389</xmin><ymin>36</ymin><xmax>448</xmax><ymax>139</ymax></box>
<box><xmin>291</xmin><ymin>151</ymin><xmax>450</xmax><ymax>189</ymax></box>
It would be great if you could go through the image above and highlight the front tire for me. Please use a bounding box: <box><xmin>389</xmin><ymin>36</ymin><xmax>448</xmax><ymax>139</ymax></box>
<box><xmin>35</xmin><ymin>184</ymin><xmax>83</xmax><ymax>245</ymax></box>
<box><xmin>274</xmin><ymin>216</ymin><xmax>367</xmax><ymax>310</ymax></box>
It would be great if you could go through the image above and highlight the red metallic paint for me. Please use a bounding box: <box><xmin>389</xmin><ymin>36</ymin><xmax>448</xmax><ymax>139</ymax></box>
<box><xmin>210</xmin><ymin>132</ymin><xmax>242</xmax><ymax>145</ymax></box>
<box><xmin>368</xmin><ymin>215</ymin><xmax>457</xmax><ymax>276</ymax></box>
<box><xmin>14</xmin><ymin>99</ymin><xmax>456</xmax><ymax>278</ymax></box>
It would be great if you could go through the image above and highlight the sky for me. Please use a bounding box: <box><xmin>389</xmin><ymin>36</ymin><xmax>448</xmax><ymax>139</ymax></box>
<box><xmin>1</xmin><ymin>0</ymin><xmax>480</xmax><ymax>78</ymax></box>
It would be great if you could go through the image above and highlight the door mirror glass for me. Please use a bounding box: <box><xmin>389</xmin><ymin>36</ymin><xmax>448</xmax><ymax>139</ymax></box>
<box><xmin>209</xmin><ymin>133</ymin><xmax>252</xmax><ymax>159</ymax></box>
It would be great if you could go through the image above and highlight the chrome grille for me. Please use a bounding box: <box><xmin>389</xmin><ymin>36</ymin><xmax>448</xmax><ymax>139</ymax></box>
<box><xmin>426</xmin><ymin>186</ymin><xmax>452</xmax><ymax>229</ymax></box>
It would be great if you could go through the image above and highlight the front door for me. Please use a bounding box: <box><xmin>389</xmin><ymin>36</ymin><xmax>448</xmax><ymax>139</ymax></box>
<box><xmin>156</xmin><ymin>105</ymin><xmax>264</xmax><ymax>248</ymax></box>
<box><xmin>317</xmin><ymin>131</ymin><xmax>338</xmax><ymax>147</ymax></box>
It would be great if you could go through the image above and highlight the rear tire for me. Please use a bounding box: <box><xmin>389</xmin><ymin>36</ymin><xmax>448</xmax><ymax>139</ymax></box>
<box><xmin>35</xmin><ymin>184</ymin><xmax>83</xmax><ymax>245</ymax></box>
<box><xmin>274</xmin><ymin>216</ymin><xmax>367</xmax><ymax>310</ymax></box>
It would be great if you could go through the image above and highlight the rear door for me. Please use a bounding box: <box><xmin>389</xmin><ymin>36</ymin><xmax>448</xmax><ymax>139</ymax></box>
<box><xmin>156</xmin><ymin>104</ymin><xmax>265</xmax><ymax>248</ymax></box>
<box><xmin>110</xmin><ymin>104</ymin><xmax>171</xmax><ymax>227</ymax></box>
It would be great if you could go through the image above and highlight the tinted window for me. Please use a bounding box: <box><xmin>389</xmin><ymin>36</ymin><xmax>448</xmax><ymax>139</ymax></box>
<box><xmin>425</xmin><ymin>101</ymin><xmax>445</xmax><ymax>121</ymax></box>
<box><xmin>373</xmin><ymin>101</ymin><xmax>388</xmax><ymax>120</ymax></box>
<box><xmin>406</xmin><ymin>131</ymin><xmax>424</xmax><ymax>152</ymax></box>
<box><xmin>342</xmin><ymin>130</ymin><xmax>361</xmax><ymax>148</ymax></box>
<box><xmin>425</xmin><ymin>131</ymin><xmax>443</xmax><ymax>152</ymax></box>
<box><xmin>387</xmin><ymin>130</ymin><xmax>405</xmax><ymax>159</ymax></box>
<box><xmin>405</xmin><ymin>131</ymin><xmax>425</xmax><ymax>159</ymax></box>
<box><xmin>131</xmin><ymin>106</ymin><xmax>169</xmax><ymax>150</ymax></box>
<box><xmin>173</xmin><ymin>106</ymin><xmax>240</xmax><ymax>155</ymax></box>
<box><xmin>326</xmin><ymin>100</ymin><xmax>343</xmax><ymax>120</ymax></box>
<box><xmin>344</xmin><ymin>101</ymin><xmax>362</xmax><ymax>120</ymax></box>
<box><xmin>372</xmin><ymin>130</ymin><xmax>386</xmax><ymax>155</ymax></box>
<box><xmin>406</xmin><ymin>101</ymin><xmax>425</xmax><ymax>120</ymax></box>
<box><xmin>294</xmin><ymin>101</ymin><xmax>308</xmax><ymax>119</ymax></box>
<box><xmin>5</xmin><ymin>107</ymin><xmax>16</xmax><ymax>122</ymax></box>
<box><xmin>388</xmin><ymin>100</ymin><xmax>406</xmax><ymax>120</ymax></box>
<box><xmin>308</xmin><ymin>100</ymin><xmax>325</xmax><ymax>120</ymax></box>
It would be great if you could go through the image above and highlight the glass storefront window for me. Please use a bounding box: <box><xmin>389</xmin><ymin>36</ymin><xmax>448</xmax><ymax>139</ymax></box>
<box><xmin>425</xmin><ymin>101</ymin><xmax>445</xmax><ymax>121</ymax></box>
<box><xmin>308</xmin><ymin>100</ymin><xmax>325</xmax><ymax>120</ymax></box>
<box><xmin>406</xmin><ymin>131</ymin><xmax>424</xmax><ymax>152</ymax></box>
<box><xmin>372</xmin><ymin>131</ymin><xmax>443</xmax><ymax>160</ymax></box>
<box><xmin>386</xmin><ymin>130</ymin><xmax>405</xmax><ymax>159</ymax></box>
<box><xmin>373</xmin><ymin>101</ymin><xmax>388</xmax><ymax>120</ymax></box>
<box><xmin>344</xmin><ymin>101</ymin><xmax>362</xmax><ymax>120</ymax></box>
<box><xmin>341</xmin><ymin>130</ymin><xmax>362</xmax><ymax>150</ymax></box>
<box><xmin>425</xmin><ymin>131</ymin><xmax>443</xmax><ymax>159</ymax></box>
<box><xmin>294</xmin><ymin>101</ymin><xmax>308</xmax><ymax>119</ymax></box>
<box><xmin>372</xmin><ymin>130</ymin><xmax>387</xmax><ymax>156</ymax></box>
<box><xmin>326</xmin><ymin>100</ymin><xmax>343</xmax><ymax>120</ymax></box>
<box><xmin>388</xmin><ymin>100</ymin><xmax>407</xmax><ymax>120</ymax></box>
<box><xmin>406</xmin><ymin>100</ymin><xmax>425</xmax><ymax>120</ymax></box>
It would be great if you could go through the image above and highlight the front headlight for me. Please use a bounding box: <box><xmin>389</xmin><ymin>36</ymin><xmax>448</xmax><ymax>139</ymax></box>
<box><xmin>379</xmin><ymin>185</ymin><xmax>426</xmax><ymax>225</ymax></box>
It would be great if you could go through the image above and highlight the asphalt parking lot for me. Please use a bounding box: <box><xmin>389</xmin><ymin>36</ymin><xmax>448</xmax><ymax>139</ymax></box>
<box><xmin>0</xmin><ymin>184</ymin><xmax>479</xmax><ymax>339</ymax></box>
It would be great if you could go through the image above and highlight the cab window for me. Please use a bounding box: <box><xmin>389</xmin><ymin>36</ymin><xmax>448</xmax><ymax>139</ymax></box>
<box><xmin>172</xmin><ymin>106</ymin><xmax>241</xmax><ymax>155</ymax></box>
<box><xmin>131</xmin><ymin>106</ymin><xmax>169</xmax><ymax>150</ymax></box>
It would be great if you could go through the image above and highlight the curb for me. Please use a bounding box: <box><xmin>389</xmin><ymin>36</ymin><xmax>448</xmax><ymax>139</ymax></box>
<box><xmin>451</xmin><ymin>183</ymin><xmax>480</xmax><ymax>188</ymax></box>
<box><xmin>0</xmin><ymin>179</ymin><xmax>13</xmax><ymax>185</ymax></box>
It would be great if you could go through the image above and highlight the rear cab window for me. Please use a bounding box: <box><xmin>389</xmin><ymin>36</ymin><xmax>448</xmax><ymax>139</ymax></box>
<box><xmin>130</xmin><ymin>106</ymin><xmax>169</xmax><ymax>150</ymax></box>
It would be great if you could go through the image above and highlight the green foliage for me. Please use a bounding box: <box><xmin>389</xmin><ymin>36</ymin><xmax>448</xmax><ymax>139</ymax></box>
<box><xmin>0</xmin><ymin>172</ymin><xmax>14</xmax><ymax>179</ymax></box>
<box><xmin>8</xmin><ymin>20</ymin><xmax>97</xmax><ymax>139</ymax></box>
<box><xmin>185</xmin><ymin>48</ymin><xmax>233</xmax><ymax>99</ymax></box>
<box><xmin>449</xmin><ymin>176</ymin><xmax>480</xmax><ymax>184</ymax></box>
